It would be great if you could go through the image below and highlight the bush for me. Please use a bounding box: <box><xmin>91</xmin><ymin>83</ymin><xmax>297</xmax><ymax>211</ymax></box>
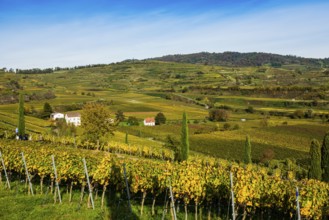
<box><xmin>209</xmin><ymin>109</ymin><xmax>229</xmax><ymax>122</ymax></box>
<box><xmin>127</xmin><ymin>116</ymin><xmax>139</xmax><ymax>126</ymax></box>
<box><xmin>291</xmin><ymin>110</ymin><xmax>304</xmax><ymax>119</ymax></box>
<box><xmin>245</xmin><ymin>106</ymin><xmax>254</xmax><ymax>113</ymax></box>
<box><xmin>260</xmin><ymin>149</ymin><xmax>275</xmax><ymax>163</ymax></box>
<box><xmin>193</xmin><ymin>119</ymin><xmax>199</xmax><ymax>124</ymax></box>
<box><xmin>304</xmin><ymin>109</ymin><xmax>314</xmax><ymax>118</ymax></box>
<box><xmin>223</xmin><ymin>123</ymin><xmax>231</xmax><ymax>130</ymax></box>
<box><xmin>232</xmin><ymin>124</ymin><xmax>240</xmax><ymax>130</ymax></box>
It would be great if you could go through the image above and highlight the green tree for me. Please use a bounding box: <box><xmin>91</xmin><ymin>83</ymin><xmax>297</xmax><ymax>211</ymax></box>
<box><xmin>244</xmin><ymin>135</ymin><xmax>252</xmax><ymax>164</ymax></box>
<box><xmin>164</xmin><ymin>135</ymin><xmax>180</xmax><ymax>161</ymax></box>
<box><xmin>309</xmin><ymin>139</ymin><xmax>322</xmax><ymax>180</ymax></box>
<box><xmin>321</xmin><ymin>132</ymin><xmax>329</xmax><ymax>182</ymax></box>
<box><xmin>180</xmin><ymin>112</ymin><xmax>189</xmax><ymax>161</ymax></box>
<box><xmin>125</xmin><ymin>132</ymin><xmax>129</xmax><ymax>144</ymax></box>
<box><xmin>155</xmin><ymin>112</ymin><xmax>166</xmax><ymax>125</ymax></box>
<box><xmin>51</xmin><ymin>118</ymin><xmax>76</xmax><ymax>137</ymax></box>
<box><xmin>43</xmin><ymin>102</ymin><xmax>52</xmax><ymax>114</ymax></box>
<box><xmin>292</xmin><ymin>110</ymin><xmax>304</xmax><ymax>119</ymax></box>
<box><xmin>18</xmin><ymin>93</ymin><xmax>25</xmax><ymax>137</ymax></box>
<box><xmin>115</xmin><ymin>110</ymin><xmax>125</xmax><ymax>122</ymax></box>
<box><xmin>41</xmin><ymin>102</ymin><xmax>53</xmax><ymax>119</ymax></box>
<box><xmin>208</xmin><ymin>109</ymin><xmax>229</xmax><ymax>122</ymax></box>
<box><xmin>246</xmin><ymin>106</ymin><xmax>254</xmax><ymax>113</ymax></box>
<box><xmin>127</xmin><ymin>116</ymin><xmax>139</xmax><ymax>126</ymax></box>
<box><xmin>81</xmin><ymin>103</ymin><xmax>116</xmax><ymax>143</ymax></box>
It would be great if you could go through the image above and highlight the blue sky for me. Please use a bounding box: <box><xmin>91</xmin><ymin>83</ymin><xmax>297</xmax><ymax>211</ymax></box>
<box><xmin>1</xmin><ymin>0</ymin><xmax>329</xmax><ymax>69</ymax></box>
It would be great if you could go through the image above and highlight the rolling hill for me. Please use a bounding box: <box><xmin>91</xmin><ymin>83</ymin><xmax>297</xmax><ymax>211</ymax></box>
<box><xmin>149</xmin><ymin>51</ymin><xmax>329</xmax><ymax>67</ymax></box>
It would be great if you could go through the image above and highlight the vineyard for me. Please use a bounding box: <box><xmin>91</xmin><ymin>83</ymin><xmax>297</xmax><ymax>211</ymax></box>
<box><xmin>0</xmin><ymin>139</ymin><xmax>329</xmax><ymax>219</ymax></box>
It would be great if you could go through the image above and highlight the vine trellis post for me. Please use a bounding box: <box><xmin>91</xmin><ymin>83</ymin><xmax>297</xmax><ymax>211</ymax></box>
<box><xmin>0</xmin><ymin>151</ymin><xmax>10</xmax><ymax>189</ymax></box>
<box><xmin>296</xmin><ymin>187</ymin><xmax>301</xmax><ymax>220</ymax></box>
<box><xmin>169</xmin><ymin>184</ymin><xmax>177</xmax><ymax>220</ymax></box>
<box><xmin>230</xmin><ymin>172</ymin><xmax>236</xmax><ymax>220</ymax></box>
<box><xmin>83</xmin><ymin>158</ymin><xmax>95</xmax><ymax>209</ymax></box>
<box><xmin>51</xmin><ymin>155</ymin><xmax>62</xmax><ymax>203</ymax></box>
<box><xmin>21</xmin><ymin>152</ymin><xmax>34</xmax><ymax>195</ymax></box>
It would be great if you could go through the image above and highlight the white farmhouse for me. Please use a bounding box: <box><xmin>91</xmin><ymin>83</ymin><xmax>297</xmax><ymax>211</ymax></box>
<box><xmin>50</xmin><ymin>112</ymin><xmax>64</xmax><ymax>120</ymax></box>
<box><xmin>65</xmin><ymin>112</ymin><xmax>81</xmax><ymax>126</ymax></box>
<box><xmin>143</xmin><ymin>117</ymin><xmax>155</xmax><ymax>126</ymax></box>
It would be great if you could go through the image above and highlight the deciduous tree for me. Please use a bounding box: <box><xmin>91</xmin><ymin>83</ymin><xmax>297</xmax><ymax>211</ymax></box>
<box><xmin>208</xmin><ymin>109</ymin><xmax>229</xmax><ymax>122</ymax></box>
<box><xmin>127</xmin><ymin>116</ymin><xmax>139</xmax><ymax>126</ymax></box>
<box><xmin>81</xmin><ymin>103</ymin><xmax>116</xmax><ymax>143</ymax></box>
<box><xmin>115</xmin><ymin>110</ymin><xmax>125</xmax><ymax>122</ymax></box>
<box><xmin>155</xmin><ymin>112</ymin><xmax>166</xmax><ymax>125</ymax></box>
<box><xmin>51</xmin><ymin>119</ymin><xmax>76</xmax><ymax>137</ymax></box>
<box><xmin>164</xmin><ymin>135</ymin><xmax>180</xmax><ymax>161</ymax></box>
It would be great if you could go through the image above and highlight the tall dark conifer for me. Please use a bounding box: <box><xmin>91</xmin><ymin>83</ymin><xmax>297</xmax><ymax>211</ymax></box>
<box><xmin>125</xmin><ymin>132</ymin><xmax>129</xmax><ymax>144</ymax></box>
<box><xmin>244</xmin><ymin>135</ymin><xmax>252</xmax><ymax>164</ymax></box>
<box><xmin>321</xmin><ymin>132</ymin><xmax>329</xmax><ymax>182</ymax></box>
<box><xmin>309</xmin><ymin>139</ymin><xmax>321</xmax><ymax>180</ymax></box>
<box><xmin>18</xmin><ymin>93</ymin><xmax>25</xmax><ymax>137</ymax></box>
<box><xmin>180</xmin><ymin>112</ymin><xmax>189</xmax><ymax>161</ymax></box>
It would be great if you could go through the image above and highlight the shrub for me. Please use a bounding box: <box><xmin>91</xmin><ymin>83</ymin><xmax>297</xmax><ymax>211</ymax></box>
<box><xmin>209</xmin><ymin>109</ymin><xmax>229</xmax><ymax>122</ymax></box>
<box><xmin>232</xmin><ymin>124</ymin><xmax>240</xmax><ymax>130</ymax></box>
<box><xmin>245</xmin><ymin>106</ymin><xmax>254</xmax><ymax>113</ymax></box>
<box><xmin>291</xmin><ymin>109</ymin><xmax>304</xmax><ymax>119</ymax></box>
<box><xmin>223</xmin><ymin>123</ymin><xmax>231</xmax><ymax>130</ymax></box>
<box><xmin>260</xmin><ymin>149</ymin><xmax>275</xmax><ymax>163</ymax></box>
<box><xmin>127</xmin><ymin>116</ymin><xmax>139</xmax><ymax>126</ymax></box>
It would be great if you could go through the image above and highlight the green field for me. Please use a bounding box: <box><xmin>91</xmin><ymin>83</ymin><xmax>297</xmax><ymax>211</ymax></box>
<box><xmin>1</xmin><ymin>60</ymin><xmax>329</xmax><ymax>219</ymax></box>
<box><xmin>1</xmin><ymin>60</ymin><xmax>329</xmax><ymax>166</ymax></box>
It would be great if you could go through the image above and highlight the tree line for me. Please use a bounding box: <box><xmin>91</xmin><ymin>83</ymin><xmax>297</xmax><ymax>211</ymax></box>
<box><xmin>150</xmin><ymin>51</ymin><xmax>329</xmax><ymax>67</ymax></box>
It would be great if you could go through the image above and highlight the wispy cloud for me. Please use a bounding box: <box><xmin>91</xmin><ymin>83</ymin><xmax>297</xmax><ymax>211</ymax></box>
<box><xmin>0</xmin><ymin>1</ymin><xmax>328</xmax><ymax>69</ymax></box>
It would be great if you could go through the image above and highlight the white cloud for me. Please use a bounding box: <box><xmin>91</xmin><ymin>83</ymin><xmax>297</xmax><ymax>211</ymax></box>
<box><xmin>1</xmin><ymin>2</ymin><xmax>328</xmax><ymax>69</ymax></box>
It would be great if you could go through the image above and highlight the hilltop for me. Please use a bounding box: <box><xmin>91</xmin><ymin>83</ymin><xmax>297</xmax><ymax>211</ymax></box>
<box><xmin>149</xmin><ymin>51</ymin><xmax>329</xmax><ymax>68</ymax></box>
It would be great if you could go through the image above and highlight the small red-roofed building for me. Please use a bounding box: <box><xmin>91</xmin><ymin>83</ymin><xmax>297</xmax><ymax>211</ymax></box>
<box><xmin>143</xmin><ymin>117</ymin><xmax>155</xmax><ymax>126</ymax></box>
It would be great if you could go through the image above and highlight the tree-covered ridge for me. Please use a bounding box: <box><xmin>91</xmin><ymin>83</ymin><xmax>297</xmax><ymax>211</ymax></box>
<box><xmin>150</xmin><ymin>51</ymin><xmax>329</xmax><ymax>67</ymax></box>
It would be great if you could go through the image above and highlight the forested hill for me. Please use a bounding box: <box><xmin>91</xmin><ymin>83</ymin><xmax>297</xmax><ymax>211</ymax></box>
<box><xmin>149</xmin><ymin>52</ymin><xmax>329</xmax><ymax>67</ymax></box>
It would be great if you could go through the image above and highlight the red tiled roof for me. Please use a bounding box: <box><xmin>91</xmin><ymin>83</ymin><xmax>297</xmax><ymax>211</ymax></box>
<box><xmin>144</xmin><ymin>117</ymin><xmax>155</xmax><ymax>123</ymax></box>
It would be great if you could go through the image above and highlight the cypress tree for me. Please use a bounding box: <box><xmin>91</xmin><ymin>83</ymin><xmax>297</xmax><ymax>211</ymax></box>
<box><xmin>244</xmin><ymin>135</ymin><xmax>252</xmax><ymax>164</ymax></box>
<box><xmin>180</xmin><ymin>112</ymin><xmax>189</xmax><ymax>161</ymax></box>
<box><xmin>309</xmin><ymin>139</ymin><xmax>321</xmax><ymax>180</ymax></box>
<box><xmin>321</xmin><ymin>132</ymin><xmax>329</xmax><ymax>182</ymax></box>
<box><xmin>18</xmin><ymin>93</ymin><xmax>25</xmax><ymax>137</ymax></box>
<box><xmin>125</xmin><ymin>132</ymin><xmax>129</xmax><ymax>144</ymax></box>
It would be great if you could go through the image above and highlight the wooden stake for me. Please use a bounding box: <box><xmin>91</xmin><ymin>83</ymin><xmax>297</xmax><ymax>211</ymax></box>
<box><xmin>83</xmin><ymin>158</ymin><xmax>94</xmax><ymax>209</ymax></box>
<box><xmin>21</xmin><ymin>152</ymin><xmax>33</xmax><ymax>195</ymax></box>
<box><xmin>0</xmin><ymin>151</ymin><xmax>10</xmax><ymax>189</ymax></box>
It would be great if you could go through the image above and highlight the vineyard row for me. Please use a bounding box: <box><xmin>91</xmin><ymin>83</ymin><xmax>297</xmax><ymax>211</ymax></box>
<box><xmin>0</xmin><ymin>139</ymin><xmax>328</xmax><ymax>219</ymax></box>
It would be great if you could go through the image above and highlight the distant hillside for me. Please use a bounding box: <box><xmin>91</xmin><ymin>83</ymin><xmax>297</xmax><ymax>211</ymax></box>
<box><xmin>149</xmin><ymin>52</ymin><xmax>329</xmax><ymax>67</ymax></box>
